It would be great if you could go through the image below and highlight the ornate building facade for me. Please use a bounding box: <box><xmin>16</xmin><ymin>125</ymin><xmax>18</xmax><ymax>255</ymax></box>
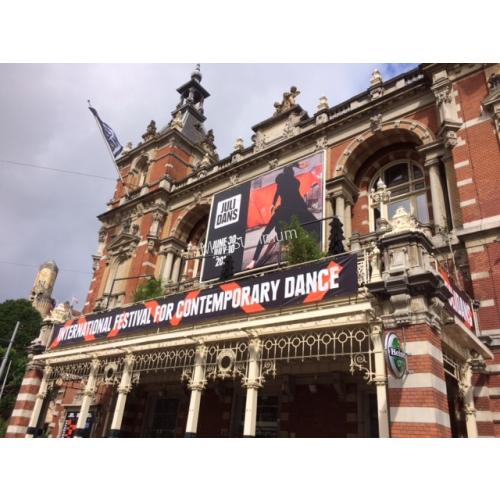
<box><xmin>7</xmin><ymin>63</ymin><xmax>500</xmax><ymax>438</ymax></box>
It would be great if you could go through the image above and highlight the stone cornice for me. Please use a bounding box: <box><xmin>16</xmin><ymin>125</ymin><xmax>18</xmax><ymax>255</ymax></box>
<box><xmin>97</xmin><ymin>189</ymin><xmax>168</xmax><ymax>222</ymax></box>
<box><xmin>116</xmin><ymin>127</ymin><xmax>205</xmax><ymax>168</ymax></box>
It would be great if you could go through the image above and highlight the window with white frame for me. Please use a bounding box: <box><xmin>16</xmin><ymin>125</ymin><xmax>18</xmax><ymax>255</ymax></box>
<box><xmin>370</xmin><ymin>160</ymin><xmax>429</xmax><ymax>231</ymax></box>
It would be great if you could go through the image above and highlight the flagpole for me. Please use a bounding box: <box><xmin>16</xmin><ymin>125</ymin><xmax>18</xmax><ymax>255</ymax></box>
<box><xmin>88</xmin><ymin>99</ymin><xmax>130</xmax><ymax>197</ymax></box>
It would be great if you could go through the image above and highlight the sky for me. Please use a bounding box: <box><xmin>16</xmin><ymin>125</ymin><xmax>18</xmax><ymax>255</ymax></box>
<box><xmin>0</xmin><ymin>63</ymin><xmax>417</xmax><ymax>309</ymax></box>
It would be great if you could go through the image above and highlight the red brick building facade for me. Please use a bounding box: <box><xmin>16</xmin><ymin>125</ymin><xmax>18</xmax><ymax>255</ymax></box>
<box><xmin>7</xmin><ymin>63</ymin><xmax>500</xmax><ymax>438</ymax></box>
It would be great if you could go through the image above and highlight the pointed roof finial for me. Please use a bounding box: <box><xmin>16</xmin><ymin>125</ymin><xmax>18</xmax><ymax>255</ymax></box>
<box><xmin>370</xmin><ymin>68</ymin><xmax>383</xmax><ymax>87</ymax></box>
<box><xmin>191</xmin><ymin>63</ymin><xmax>202</xmax><ymax>82</ymax></box>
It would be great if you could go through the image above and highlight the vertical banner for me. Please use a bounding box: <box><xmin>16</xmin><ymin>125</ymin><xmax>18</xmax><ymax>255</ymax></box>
<box><xmin>201</xmin><ymin>152</ymin><xmax>324</xmax><ymax>282</ymax></box>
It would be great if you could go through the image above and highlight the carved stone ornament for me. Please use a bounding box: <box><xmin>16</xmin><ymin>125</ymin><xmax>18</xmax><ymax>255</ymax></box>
<box><xmin>142</xmin><ymin>120</ymin><xmax>157</xmax><ymax>141</ymax></box>
<box><xmin>316</xmin><ymin>112</ymin><xmax>328</xmax><ymax>125</ymax></box>
<box><xmin>369</xmin><ymin>69</ymin><xmax>384</xmax><ymax>100</ymax></box>
<box><xmin>199</xmin><ymin>153</ymin><xmax>211</xmax><ymax>170</ymax></box>
<box><xmin>385</xmin><ymin>206</ymin><xmax>420</xmax><ymax>234</ymax></box>
<box><xmin>274</xmin><ymin>86</ymin><xmax>300</xmax><ymax>115</ymax></box>
<box><xmin>488</xmin><ymin>73</ymin><xmax>500</xmax><ymax>91</ymax></box>
<box><xmin>389</xmin><ymin>293</ymin><xmax>412</xmax><ymax>325</ymax></box>
<box><xmin>147</xmin><ymin>236</ymin><xmax>158</xmax><ymax>253</ymax></box>
<box><xmin>442</xmin><ymin>129</ymin><xmax>458</xmax><ymax>149</ymax></box>
<box><xmin>193</xmin><ymin>191</ymin><xmax>202</xmax><ymax>204</ymax></box>
<box><xmin>122</xmin><ymin>217</ymin><xmax>132</xmax><ymax>234</ymax></box>
<box><xmin>433</xmin><ymin>83</ymin><xmax>453</xmax><ymax>105</ymax></box>
<box><xmin>230</xmin><ymin>174</ymin><xmax>239</xmax><ymax>186</ymax></box>
<box><xmin>482</xmin><ymin>74</ymin><xmax>500</xmax><ymax>133</ymax></box>
<box><xmin>317</xmin><ymin>95</ymin><xmax>329</xmax><ymax>112</ymax></box>
<box><xmin>92</xmin><ymin>255</ymin><xmax>100</xmax><ymax>272</ymax></box>
<box><xmin>98</xmin><ymin>227</ymin><xmax>107</xmax><ymax>243</ymax></box>
<box><xmin>429</xmin><ymin>296</ymin><xmax>445</xmax><ymax>331</ymax></box>
<box><xmin>204</xmin><ymin>129</ymin><xmax>215</xmax><ymax>147</ymax></box>
<box><xmin>107</xmin><ymin>233</ymin><xmax>139</xmax><ymax>259</ymax></box>
<box><xmin>268</xmin><ymin>158</ymin><xmax>279</xmax><ymax>170</ymax></box>
<box><xmin>170</xmin><ymin>111</ymin><xmax>183</xmax><ymax>131</ymax></box>
<box><xmin>468</xmin><ymin>351</ymin><xmax>487</xmax><ymax>373</ymax></box>
<box><xmin>370</xmin><ymin>113</ymin><xmax>383</xmax><ymax>133</ymax></box>
<box><xmin>282</xmin><ymin>116</ymin><xmax>298</xmax><ymax>139</ymax></box>
<box><xmin>123</xmin><ymin>141</ymin><xmax>133</xmax><ymax>153</ymax></box>
<box><xmin>369</xmin><ymin>241</ymin><xmax>382</xmax><ymax>281</ymax></box>
<box><xmin>201</xmin><ymin>129</ymin><xmax>217</xmax><ymax>157</ymax></box>
<box><xmin>370</xmin><ymin>68</ymin><xmax>383</xmax><ymax>87</ymax></box>
<box><xmin>152</xmin><ymin>210</ymin><xmax>165</xmax><ymax>224</ymax></box>
<box><xmin>234</xmin><ymin>137</ymin><xmax>244</xmax><ymax>152</ymax></box>
<box><xmin>315</xmin><ymin>136</ymin><xmax>328</xmax><ymax>151</ymax></box>
<box><xmin>253</xmin><ymin>130</ymin><xmax>266</xmax><ymax>152</ymax></box>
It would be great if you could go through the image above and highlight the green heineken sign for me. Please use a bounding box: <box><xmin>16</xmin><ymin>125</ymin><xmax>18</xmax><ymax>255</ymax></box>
<box><xmin>385</xmin><ymin>332</ymin><xmax>407</xmax><ymax>379</ymax></box>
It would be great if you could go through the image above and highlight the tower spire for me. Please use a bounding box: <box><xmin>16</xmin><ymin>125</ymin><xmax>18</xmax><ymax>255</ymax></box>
<box><xmin>167</xmin><ymin>65</ymin><xmax>212</xmax><ymax>146</ymax></box>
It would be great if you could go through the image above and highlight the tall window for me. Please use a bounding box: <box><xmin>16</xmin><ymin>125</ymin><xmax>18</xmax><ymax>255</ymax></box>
<box><xmin>370</xmin><ymin>160</ymin><xmax>429</xmax><ymax>230</ymax></box>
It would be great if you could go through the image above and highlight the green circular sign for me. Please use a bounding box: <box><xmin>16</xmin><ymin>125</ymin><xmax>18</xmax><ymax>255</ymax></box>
<box><xmin>385</xmin><ymin>332</ymin><xmax>407</xmax><ymax>378</ymax></box>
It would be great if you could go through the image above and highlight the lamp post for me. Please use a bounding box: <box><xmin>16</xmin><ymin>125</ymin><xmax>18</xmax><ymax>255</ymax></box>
<box><xmin>0</xmin><ymin>321</ymin><xmax>20</xmax><ymax>385</ymax></box>
<box><xmin>369</xmin><ymin>178</ymin><xmax>391</xmax><ymax>231</ymax></box>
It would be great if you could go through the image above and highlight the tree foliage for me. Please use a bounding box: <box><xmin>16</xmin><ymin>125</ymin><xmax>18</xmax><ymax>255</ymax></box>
<box><xmin>133</xmin><ymin>279</ymin><xmax>165</xmax><ymax>302</ymax></box>
<box><xmin>284</xmin><ymin>216</ymin><xmax>325</xmax><ymax>265</ymax></box>
<box><xmin>0</xmin><ymin>299</ymin><xmax>42</xmax><ymax>436</ymax></box>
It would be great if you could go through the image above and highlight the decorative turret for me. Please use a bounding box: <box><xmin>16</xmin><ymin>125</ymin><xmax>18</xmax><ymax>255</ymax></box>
<box><xmin>29</xmin><ymin>260</ymin><xmax>58</xmax><ymax>317</ymax></box>
<box><xmin>167</xmin><ymin>64</ymin><xmax>212</xmax><ymax>146</ymax></box>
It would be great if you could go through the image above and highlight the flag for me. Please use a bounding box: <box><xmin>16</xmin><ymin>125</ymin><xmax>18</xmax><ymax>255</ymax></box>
<box><xmin>88</xmin><ymin>106</ymin><xmax>123</xmax><ymax>158</ymax></box>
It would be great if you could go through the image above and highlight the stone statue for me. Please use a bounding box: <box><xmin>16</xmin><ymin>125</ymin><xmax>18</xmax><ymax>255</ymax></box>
<box><xmin>142</xmin><ymin>120</ymin><xmax>157</xmax><ymax>141</ymax></box>
<box><xmin>274</xmin><ymin>86</ymin><xmax>300</xmax><ymax>115</ymax></box>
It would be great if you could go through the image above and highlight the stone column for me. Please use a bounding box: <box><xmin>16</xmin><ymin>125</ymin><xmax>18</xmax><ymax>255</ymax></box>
<box><xmin>344</xmin><ymin>202</ymin><xmax>352</xmax><ymax>245</ymax></box>
<box><xmin>25</xmin><ymin>365</ymin><xmax>52</xmax><ymax>438</ymax></box>
<box><xmin>371</xmin><ymin>326</ymin><xmax>390</xmax><ymax>438</ymax></box>
<box><xmin>441</xmin><ymin>152</ymin><xmax>461</xmax><ymax>228</ymax></box>
<box><xmin>109</xmin><ymin>354</ymin><xmax>135</xmax><ymax>437</ymax></box>
<box><xmin>191</xmin><ymin>247</ymin><xmax>200</xmax><ymax>279</ymax></box>
<box><xmin>6</xmin><ymin>360</ymin><xmax>44</xmax><ymax>438</ymax></box>
<box><xmin>335</xmin><ymin>195</ymin><xmax>345</xmax><ymax>227</ymax></box>
<box><xmin>325</xmin><ymin>193</ymin><xmax>334</xmax><ymax>252</ymax></box>
<box><xmin>426</xmin><ymin>158</ymin><xmax>448</xmax><ymax>230</ymax></box>
<box><xmin>172</xmin><ymin>254</ymin><xmax>182</xmax><ymax>283</ymax></box>
<box><xmin>185</xmin><ymin>345</ymin><xmax>208</xmax><ymax>437</ymax></box>
<box><xmin>243</xmin><ymin>338</ymin><xmax>262</xmax><ymax>437</ymax></box>
<box><xmin>74</xmin><ymin>358</ymin><xmax>100</xmax><ymax>438</ymax></box>
<box><xmin>162</xmin><ymin>251</ymin><xmax>174</xmax><ymax>283</ymax></box>
<box><xmin>461</xmin><ymin>361</ymin><xmax>478</xmax><ymax>438</ymax></box>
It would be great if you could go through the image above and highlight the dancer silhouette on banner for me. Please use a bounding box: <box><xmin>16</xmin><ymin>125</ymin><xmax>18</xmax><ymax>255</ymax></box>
<box><xmin>246</xmin><ymin>165</ymin><xmax>321</xmax><ymax>269</ymax></box>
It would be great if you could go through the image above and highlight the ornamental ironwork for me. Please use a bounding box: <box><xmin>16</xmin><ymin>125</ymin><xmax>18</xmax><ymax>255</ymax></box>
<box><xmin>260</xmin><ymin>327</ymin><xmax>375</xmax><ymax>382</ymax></box>
<box><xmin>43</xmin><ymin>326</ymin><xmax>376</xmax><ymax>388</ymax></box>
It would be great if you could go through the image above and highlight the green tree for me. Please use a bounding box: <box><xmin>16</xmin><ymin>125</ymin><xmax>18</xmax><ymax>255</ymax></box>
<box><xmin>0</xmin><ymin>299</ymin><xmax>42</xmax><ymax>437</ymax></box>
<box><xmin>284</xmin><ymin>216</ymin><xmax>325</xmax><ymax>266</ymax></box>
<box><xmin>133</xmin><ymin>278</ymin><xmax>165</xmax><ymax>302</ymax></box>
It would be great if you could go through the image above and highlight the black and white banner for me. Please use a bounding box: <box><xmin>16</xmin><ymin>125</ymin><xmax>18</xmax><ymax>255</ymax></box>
<box><xmin>49</xmin><ymin>254</ymin><xmax>358</xmax><ymax>350</ymax></box>
<box><xmin>200</xmin><ymin>152</ymin><xmax>325</xmax><ymax>281</ymax></box>
<box><xmin>88</xmin><ymin>106</ymin><xmax>123</xmax><ymax>158</ymax></box>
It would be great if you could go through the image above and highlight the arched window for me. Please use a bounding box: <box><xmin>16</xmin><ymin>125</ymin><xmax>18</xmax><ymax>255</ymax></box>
<box><xmin>370</xmin><ymin>160</ymin><xmax>429</xmax><ymax>230</ymax></box>
<box><xmin>130</xmin><ymin>155</ymin><xmax>149</xmax><ymax>189</ymax></box>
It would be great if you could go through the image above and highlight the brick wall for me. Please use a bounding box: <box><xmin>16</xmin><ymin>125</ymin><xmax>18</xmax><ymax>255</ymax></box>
<box><xmin>387</xmin><ymin>324</ymin><xmax>452</xmax><ymax>438</ymax></box>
